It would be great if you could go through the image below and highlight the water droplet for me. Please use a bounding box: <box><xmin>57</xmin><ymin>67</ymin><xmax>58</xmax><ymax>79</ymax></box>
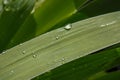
<box><xmin>9</xmin><ymin>70</ymin><xmax>14</xmax><ymax>75</ymax></box>
<box><xmin>100</xmin><ymin>24</ymin><xmax>106</xmax><ymax>27</ymax></box>
<box><xmin>33</xmin><ymin>54</ymin><xmax>37</xmax><ymax>58</ymax></box>
<box><xmin>11</xmin><ymin>70</ymin><xmax>14</xmax><ymax>73</ymax></box>
<box><xmin>61</xmin><ymin>58</ymin><xmax>65</xmax><ymax>61</ymax></box>
<box><xmin>19</xmin><ymin>43</ymin><xmax>23</xmax><ymax>46</ymax></box>
<box><xmin>56</xmin><ymin>36</ymin><xmax>59</xmax><ymax>40</ymax></box>
<box><xmin>64</xmin><ymin>24</ymin><xmax>72</xmax><ymax>30</ymax></box>
<box><xmin>2</xmin><ymin>51</ymin><xmax>6</xmax><ymax>54</ymax></box>
<box><xmin>22</xmin><ymin>51</ymin><xmax>26</xmax><ymax>54</ymax></box>
<box><xmin>61</xmin><ymin>58</ymin><xmax>65</xmax><ymax>64</ymax></box>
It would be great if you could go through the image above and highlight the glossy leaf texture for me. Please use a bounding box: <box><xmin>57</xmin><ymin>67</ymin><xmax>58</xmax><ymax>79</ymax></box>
<box><xmin>0</xmin><ymin>11</ymin><xmax>120</xmax><ymax>80</ymax></box>
<box><xmin>32</xmin><ymin>47</ymin><xmax>120</xmax><ymax>80</ymax></box>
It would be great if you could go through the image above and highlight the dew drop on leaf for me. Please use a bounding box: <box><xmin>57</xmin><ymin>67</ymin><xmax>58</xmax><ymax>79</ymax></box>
<box><xmin>56</xmin><ymin>36</ymin><xmax>59</xmax><ymax>40</ymax></box>
<box><xmin>19</xmin><ymin>43</ymin><xmax>23</xmax><ymax>46</ymax></box>
<box><xmin>61</xmin><ymin>58</ymin><xmax>65</xmax><ymax>64</ymax></box>
<box><xmin>61</xmin><ymin>58</ymin><xmax>65</xmax><ymax>61</ymax></box>
<box><xmin>100</xmin><ymin>24</ymin><xmax>106</xmax><ymax>27</ymax></box>
<box><xmin>100</xmin><ymin>21</ymin><xmax>116</xmax><ymax>27</ymax></box>
<box><xmin>64</xmin><ymin>24</ymin><xmax>72</xmax><ymax>30</ymax></box>
<box><xmin>22</xmin><ymin>51</ymin><xmax>26</xmax><ymax>54</ymax></box>
<box><xmin>2</xmin><ymin>51</ymin><xmax>6</xmax><ymax>54</ymax></box>
<box><xmin>33</xmin><ymin>54</ymin><xmax>37</xmax><ymax>58</ymax></box>
<box><xmin>11</xmin><ymin>70</ymin><xmax>14</xmax><ymax>73</ymax></box>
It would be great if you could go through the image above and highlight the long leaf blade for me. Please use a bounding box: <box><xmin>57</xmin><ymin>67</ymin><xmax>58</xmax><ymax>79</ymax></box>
<box><xmin>0</xmin><ymin>11</ymin><xmax>120</xmax><ymax>80</ymax></box>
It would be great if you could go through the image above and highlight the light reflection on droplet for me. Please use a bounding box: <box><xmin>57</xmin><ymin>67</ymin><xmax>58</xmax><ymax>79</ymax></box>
<box><xmin>100</xmin><ymin>24</ymin><xmax>106</xmax><ymax>27</ymax></box>
<box><xmin>56</xmin><ymin>36</ymin><xmax>59</xmax><ymax>40</ymax></box>
<box><xmin>64</xmin><ymin>24</ymin><xmax>72</xmax><ymax>30</ymax></box>
<box><xmin>33</xmin><ymin>54</ymin><xmax>37</xmax><ymax>58</ymax></box>
<box><xmin>11</xmin><ymin>70</ymin><xmax>14</xmax><ymax>73</ymax></box>
<box><xmin>22</xmin><ymin>51</ymin><xmax>26</xmax><ymax>54</ymax></box>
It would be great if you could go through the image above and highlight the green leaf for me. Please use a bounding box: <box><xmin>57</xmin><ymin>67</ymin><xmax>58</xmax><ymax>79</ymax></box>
<box><xmin>0</xmin><ymin>11</ymin><xmax>120</xmax><ymax>80</ymax></box>
<box><xmin>33</xmin><ymin>0</ymin><xmax>95</xmax><ymax>35</ymax></box>
<box><xmin>51</xmin><ymin>0</ymin><xmax>120</xmax><ymax>32</ymax></box>
<box><xmin>32</xmin><ymin>47</ymin><xmax>120</xmax><ymax>80</ymax></box>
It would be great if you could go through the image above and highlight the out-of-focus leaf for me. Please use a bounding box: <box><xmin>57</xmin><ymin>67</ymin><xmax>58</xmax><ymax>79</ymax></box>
<box><xmin>0</xmin><ymin>0</ymin><xmax>35</xmax><ymax>52</ymax></box>
<box><xmin>81</xmin><ymin>0</ymin><xmax>120</xmax><ymax>17</ymax></box>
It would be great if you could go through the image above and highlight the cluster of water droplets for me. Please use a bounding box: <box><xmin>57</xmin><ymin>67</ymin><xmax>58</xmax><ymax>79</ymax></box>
<box><xmin>55</xmin><ymin>24</ymin><xmax>72</xmax><ymax>40</ymax></box>
<box><xmin>22</xmin><ymin>50</ymin><xmax>37</xmax><ymax>59</ymax></box>
<box><xmin>100</xmin><ymin>21</ymin><xmax>116</xmax><ymax>27</ymax></box>
<box><xmin>19</xmin><ymin>42</ymin><xmax>38</xmax><ymax>59</ymax></box>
